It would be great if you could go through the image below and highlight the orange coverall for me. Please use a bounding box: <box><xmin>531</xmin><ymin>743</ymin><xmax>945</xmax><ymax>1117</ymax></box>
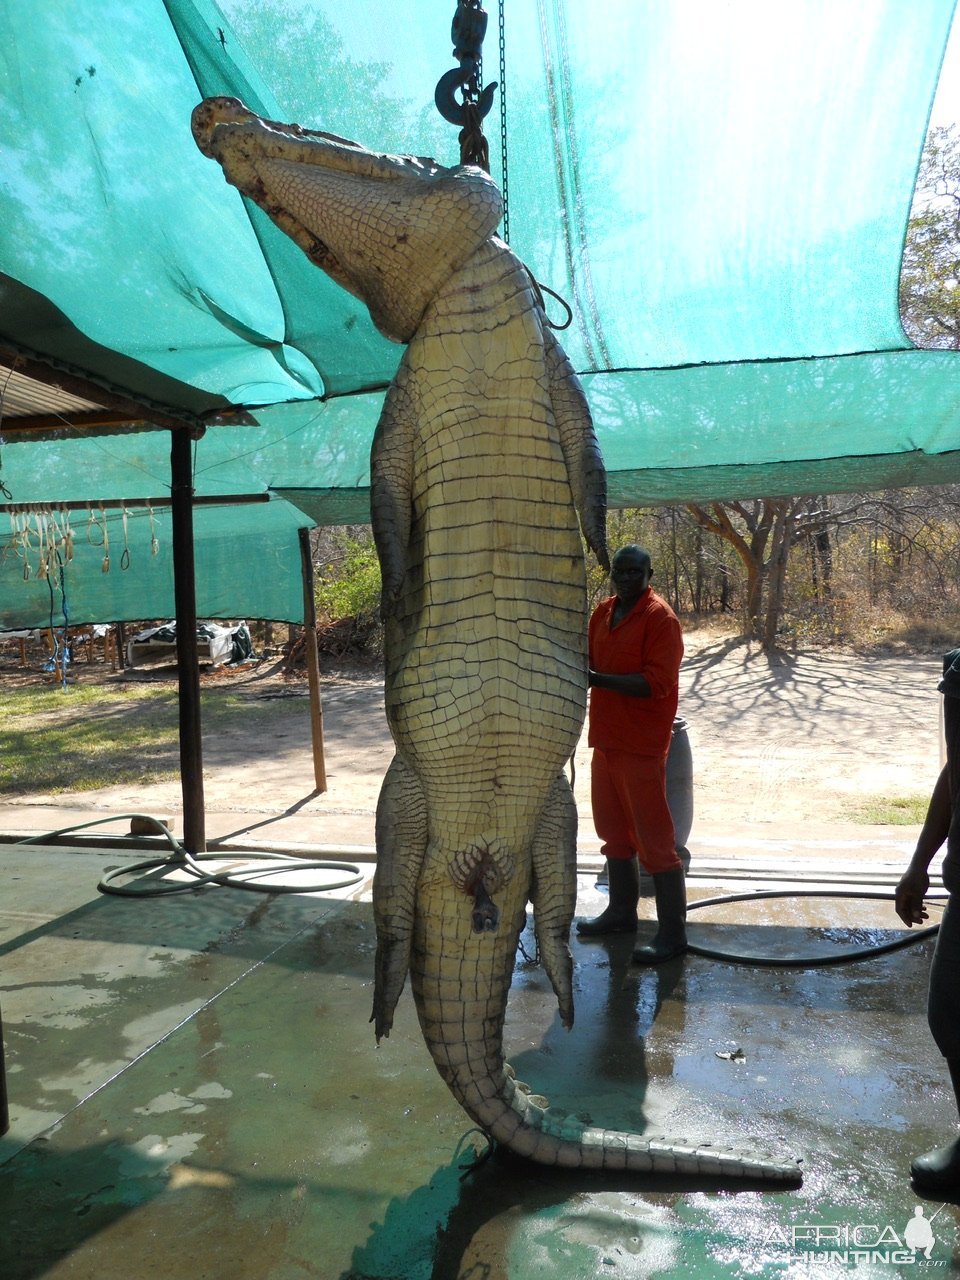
<box><xmin>588</xmin><ymin>588</ymin><xmax>684</xmax><ymax>873</ymax></box>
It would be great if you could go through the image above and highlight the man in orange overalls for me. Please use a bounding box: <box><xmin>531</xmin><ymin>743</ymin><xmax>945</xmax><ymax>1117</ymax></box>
<box><xmin>576</xmin><ymin>544</ymin><xmax>686</xmax><ymax>964</ymax></box>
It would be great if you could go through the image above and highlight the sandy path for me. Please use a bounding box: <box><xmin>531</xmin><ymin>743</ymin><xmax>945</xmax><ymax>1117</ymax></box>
<box><xmin>3</xmin><ymin>628</ymin><xmax>947</xmax><ymax>869</ymax></box>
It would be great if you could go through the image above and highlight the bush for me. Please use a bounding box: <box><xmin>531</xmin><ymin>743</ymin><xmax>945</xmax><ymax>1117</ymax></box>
<box><xmin>314</xmin><ymin>528</ymin><xmax>383</xmax><ymax>659</ymax></box>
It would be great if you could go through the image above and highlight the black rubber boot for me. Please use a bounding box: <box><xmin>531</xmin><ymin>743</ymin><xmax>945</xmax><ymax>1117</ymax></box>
<box><xmin>912</xmin><ymin>1057</ymin><xmax>960</xmax><ymax>1193</ymax></box>
<box><xmin>576</xmin><ymin>857</ymin><xmax>640</xmax><ymax>936</ymax></box>
<box><xmin>632</xmin><ymin>867</ymin><xmax>687</xmax><ymax>965</ymax></box>
<box><xmin>911</xmin><ymin>1138</ymin><xmax>960</xmax><ymax>1193</ymax></box>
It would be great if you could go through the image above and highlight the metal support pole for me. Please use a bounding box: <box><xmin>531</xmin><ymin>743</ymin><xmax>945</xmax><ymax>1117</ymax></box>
<box><xmin>170</xmin><ymin>428</ymin><xmax>206</xmax><ymax>852</ymax></box>
<box><xmin>0</xmin><ymin>1005</ymin><xmax>8</xmax><ymax>1136</ymax></box>
<box><xmin>299</xmin><ymin>527</ymin><xmax>327</xmax><ymax>793</ymax></box>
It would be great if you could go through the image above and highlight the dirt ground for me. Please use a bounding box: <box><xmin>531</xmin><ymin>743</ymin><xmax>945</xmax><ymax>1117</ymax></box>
<box><xmin>1</xmin><ymin>624</ymin><xmax>948</xmax><ymax>867</ymax></box>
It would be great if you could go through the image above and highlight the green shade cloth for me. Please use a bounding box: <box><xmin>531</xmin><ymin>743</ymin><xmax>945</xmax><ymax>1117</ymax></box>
<box><xmin>1</xmin><ymin>0</ymin><xmax>958</xmax><ymax>628</ymax></box>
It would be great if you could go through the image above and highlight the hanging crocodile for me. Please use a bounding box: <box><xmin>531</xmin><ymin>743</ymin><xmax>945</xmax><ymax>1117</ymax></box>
<box><xmin>192</xmin><ymin>98</ymin><xmax>800</xmax><ymax>1183</ymax></box>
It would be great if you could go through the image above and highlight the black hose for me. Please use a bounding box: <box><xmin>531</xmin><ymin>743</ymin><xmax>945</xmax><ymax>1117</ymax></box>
<box><xmin>16</xmin><ymin>815</ymin><xmax>365</xmax><ymax>898</ymax></box>
<box><xmin>684</xmin><ymin>887</ymin><xmax>947</xmax><ymax>967</ymax></box>
<box><xmin>18</xmin><ymin>821</ymin><xmax>942</xmax><ymax>961</ymax></box>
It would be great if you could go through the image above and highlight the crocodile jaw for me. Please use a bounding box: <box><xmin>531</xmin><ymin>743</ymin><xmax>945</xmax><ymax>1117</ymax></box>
<box><xmin>191</xmin><ymin>96</ymin><xmax>504</xmax><ymax>343</ymax></box>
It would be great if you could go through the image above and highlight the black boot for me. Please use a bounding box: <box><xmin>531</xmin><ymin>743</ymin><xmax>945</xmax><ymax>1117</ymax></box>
<box><xmin>912</xmin><ymin>1057</ymin><xmax>960</xmax><ymax>1193</ymax></box>
<box><xmin>576</xmin><ymin>857</ymin><xmax>640</xmax><ymax>936</ymax></box>
<box><xmin>911</xmin><ymin>1138</ymin><xmax>960</xmax><ymax>1192</ymax></box>
<box><xmin>632</xmin><ymin>867</ymin><xmax>687</xmax><ymax>965</ymax></box>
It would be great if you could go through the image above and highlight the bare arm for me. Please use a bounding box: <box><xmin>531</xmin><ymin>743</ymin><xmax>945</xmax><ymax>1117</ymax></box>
<box><xmin>895</xmin><ymin>763</ymin><xmax>952</xmax><ymax>926</ymax></box>
<box><xmin>588</xmin><ymin>669</ymin><xmax>651</xmax><ymax>698</ymax></box>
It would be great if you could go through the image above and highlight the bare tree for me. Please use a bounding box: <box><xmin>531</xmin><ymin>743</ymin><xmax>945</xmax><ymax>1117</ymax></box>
<box><xmin>900</xmin><ymin>125</ymin><xmax>960</xmax><ymax>349</ymax></box>
<box><xmin>686</xmin><ymin>497</ymin><xmax>829</xmax><ymax>648</ymax></box>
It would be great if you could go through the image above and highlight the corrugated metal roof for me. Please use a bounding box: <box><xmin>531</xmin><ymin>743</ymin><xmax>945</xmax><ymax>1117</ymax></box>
<box><xmin>0</xmin><ymin>365</ymin><xmax>104</xmax><ymax>422</ymax></box>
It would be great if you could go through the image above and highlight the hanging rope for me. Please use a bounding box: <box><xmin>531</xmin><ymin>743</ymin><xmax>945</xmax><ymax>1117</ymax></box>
<box><xmin>120</xmin><ymin>503</ymin><xmax>131</xmax><ymax>570</ymax></box>
<box><xmin>0</xmin><ymin>364</ymin><xmax>14</xmax><ymax>500</ymax></box>
<box><xmin>43</xmin><ymin>545</ymin><xmax>70</xmax><ymax>689</ymax></box>
<box><xmin>62</xmin><ymin>505</ymin><xmax>74</xmax><ymax>562</ymax></box>
<box><xmin>100</xmin><ymin>503</ymin><xmax>110</xmax><ymax>572</ymax></box>
<box><xmin>4</xmin><ymin>505</ymin><xmax>74</xmax><ymax>586</ymax></box>
<box><xmin>525</xmin><ymin>270</ymin><xmax>573</xmax><ymax>332</ymax></box>
<box><xmin>13</xmin><ymin>509</ymin><xmax>31</xmax><ymax>579</ymax></box>
<box><xmin>35</xmin><ymin>509</ymin><xmax>49</xmax><ymax>581</ymax></box>
<box><xmin>86</xmin><ymin>505</ymin><xmax>103</xmax><ymax>547</ymax></box>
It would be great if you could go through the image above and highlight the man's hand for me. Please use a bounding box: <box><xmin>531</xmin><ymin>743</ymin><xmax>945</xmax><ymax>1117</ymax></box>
<box><xmin>587</xmin><ymin>668</ymin><xmax>652</xmax><ymax>698</ymax></box>
<box><xmin>895</xmin><ymin>866</ymin><xmax>931</xmax><ymax>927</ymax></box>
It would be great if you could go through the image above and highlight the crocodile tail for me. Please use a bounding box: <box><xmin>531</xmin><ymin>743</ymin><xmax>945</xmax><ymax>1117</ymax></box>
<box><xmin>414</xmin><ymin>975</ymin><xmax>802</xmax><ymax>1182</ymax></box>
<box><xmin>439</xmin><ymin>1058</ymin><xmax>802</xmax><ymax>1182</ymax></box>
<box><xmin>412</xmin><ymin>878</ymin><xmax>801</xmax><ymax>1184</ymax></box>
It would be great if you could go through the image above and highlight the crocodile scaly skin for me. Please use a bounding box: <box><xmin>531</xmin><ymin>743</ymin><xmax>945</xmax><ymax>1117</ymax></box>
<box><xmin>193</xmin><ymin>98</ymin><xmax>800</xmax><ymax>1183</ymax></box>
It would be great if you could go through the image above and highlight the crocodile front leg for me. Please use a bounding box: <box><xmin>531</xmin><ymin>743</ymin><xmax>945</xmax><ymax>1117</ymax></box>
<box><xmin>543</xmin><ymin>324</ymin><xmax>609</xmax><ymax>572</ymax></box>
<box><xmin>370</xmin><ymin>366</ymin><xmax>417</xmax><ymax>618</ymax></box>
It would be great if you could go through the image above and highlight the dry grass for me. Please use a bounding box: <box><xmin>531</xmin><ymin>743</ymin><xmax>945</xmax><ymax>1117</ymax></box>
<box><xmin>843</xmin><ymin>793</ymin><xmax>931</xmax><ymax>825</ymax></box>
<box><xmin>0</xmin><ymin>677</ymin><xmax>296</xmax><ymax>795</ymax></box>
<box><xmin>839</xmin><ymin>608</ymin><xmax>960</xmax><ymax>656</ymax></box>
<box><xmin>688</xmin><ymin>596</ymin><xmax>960</xmax><ymax>658</ymax></box>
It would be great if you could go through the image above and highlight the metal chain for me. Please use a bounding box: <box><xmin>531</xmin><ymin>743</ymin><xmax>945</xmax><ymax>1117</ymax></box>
<box><xmin>435</xmin><ymin>2</ymin><xmax>569</xmax><ymax>330</ymax></box>
<box><xmin>498</xmin><ymin>0</ymin><xmax>509</xmax><ymax>242</ymax></box>
<box><xmin>459</xmin><ymin>104</ymin><xmax>491</xmax><ymax>171</ymax></box>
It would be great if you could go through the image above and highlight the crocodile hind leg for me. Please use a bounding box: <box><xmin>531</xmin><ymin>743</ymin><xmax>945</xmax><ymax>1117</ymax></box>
<box><xmin>530</xmin><ymin>771</ymin><xmax>579</xmax><ymax>1030</ymax></box>
<box><xmin>371</xmin><ymin>753</ymin><xmax>428</xmax><ymax>1041</ymax></box>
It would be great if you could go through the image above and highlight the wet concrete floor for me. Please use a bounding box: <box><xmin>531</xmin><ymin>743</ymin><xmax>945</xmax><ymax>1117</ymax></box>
<box><xmin>1</xmin><ymin>844</ymin><xmax>959</xmax><ymax>1278</ymax></box>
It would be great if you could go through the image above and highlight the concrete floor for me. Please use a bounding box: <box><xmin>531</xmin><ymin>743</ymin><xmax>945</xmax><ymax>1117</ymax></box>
<box><xmin>2</xmin><ymin>843</ymin><xmax>960</xmax><ymax>1279</ymax></box>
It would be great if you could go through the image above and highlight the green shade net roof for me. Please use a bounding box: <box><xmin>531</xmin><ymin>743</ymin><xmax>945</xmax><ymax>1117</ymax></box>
<box><xmin>1</xmin><ymin>0</ymin><xmax>959</xmax><ymax>626</ymax></box>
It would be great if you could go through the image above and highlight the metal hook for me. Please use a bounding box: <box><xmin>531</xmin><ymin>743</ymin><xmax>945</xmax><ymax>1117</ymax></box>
<box><xmin>435</xmin><ymin>67</ymin><xmax>497</xmax><ymax>126</ymax></box>
<box><xmin>436</xmin><ymin>0</ymin><xmax>497</xmax><ymax>126</ymax></box>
